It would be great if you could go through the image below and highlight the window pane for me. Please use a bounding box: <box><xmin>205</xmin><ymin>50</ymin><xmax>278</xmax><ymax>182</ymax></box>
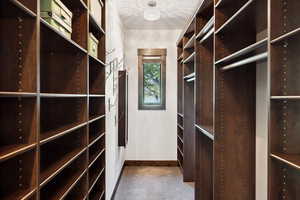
<box><xmin>143</xmin><ymin>63</ymin><xmax>161</xmax><ymax>105</ymax></box>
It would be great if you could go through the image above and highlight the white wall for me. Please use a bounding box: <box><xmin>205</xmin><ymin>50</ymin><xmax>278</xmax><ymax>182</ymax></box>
<box><xmin>105</xmin><ymin>0</ymin><xmax>126</xmax><ymax>199</ymax></box>
<box><xmin>124</xmin><ymin>29</ymin><xmax>181</xmax><ymax>161</ymax></box>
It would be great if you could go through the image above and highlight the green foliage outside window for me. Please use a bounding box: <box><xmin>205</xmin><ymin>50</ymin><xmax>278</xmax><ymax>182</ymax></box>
<box><xmin>143</xmin><ymin>63</ymin><xmax>161</xmax><ymax>105</ymax></box>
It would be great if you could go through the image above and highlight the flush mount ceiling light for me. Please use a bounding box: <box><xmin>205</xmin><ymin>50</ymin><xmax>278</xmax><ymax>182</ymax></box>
<box><xmin>144</xmin><ymin>0</ymin><xmax>161</xmax><ymax>21</ymax></box>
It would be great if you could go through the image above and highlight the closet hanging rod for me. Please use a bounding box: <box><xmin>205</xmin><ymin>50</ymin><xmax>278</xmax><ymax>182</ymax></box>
<box><xmin>200</xmin><ymin>28</ymin><xmax>214</xmax><ymax>44</ymax></box>
<box><xmin>196</xmin><ymin>16</ymin><xmax>214</xmax><ymax>40</ymax></box>
<box><xmin>215</xmin><ymin>38</ymin><xmax>268</xmax><ymax>65</ymax></box>
<box><xmin>220</xmin><ymin>52</ymin><xmax>267</xmax><ymax>71</ymax></box>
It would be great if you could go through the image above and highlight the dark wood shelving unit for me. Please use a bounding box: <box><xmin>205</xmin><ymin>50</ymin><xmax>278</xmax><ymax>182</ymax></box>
<box><xmin>194</xmin><ymin>1</ymin><xmax>214</xmax><ymax>199</ymax></box>
<box><xmin>0</xmin><ymin>0</ymin><xmax>106</xmax><ymax>199</ymax></box>
<box><xmin>178</xmin><ymin>0</ymin><xmax>272</xmax><ymax>199</ymax></box>
<box><xmin>177</xmin><ymin>18</ymin><xmax>196</xmax><ymax>182</ymax></box>
<box><xmin>269</xmin><ymin>1</ymin><xmax>300</xmax><ymax>198</ymax></box>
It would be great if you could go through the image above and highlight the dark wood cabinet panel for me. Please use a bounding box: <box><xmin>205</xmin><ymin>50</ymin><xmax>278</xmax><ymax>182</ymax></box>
<box><xmin>118</xmin><ymin>70</ymin><xmax>128</xmax><ymax>147</ymax></box>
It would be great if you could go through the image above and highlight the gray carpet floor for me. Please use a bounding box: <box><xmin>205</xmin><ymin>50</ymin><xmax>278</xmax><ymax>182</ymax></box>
<box><xmin>114</xmin><ymin>166</ymin><xmax>194</xmax><ymax>200</ymax></box>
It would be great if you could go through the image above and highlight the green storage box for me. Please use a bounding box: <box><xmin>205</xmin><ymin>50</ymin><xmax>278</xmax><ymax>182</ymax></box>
<box><xmin>41</xmin><ymin>0</ymin><xmax>73</xmax><ymax>27</ymax></box>
<box><xmin>41</xmin><ymin>12</ymin><xmax>72</xmax><ymax>39</ymax></box>
<box><xmin>88</xmin><ymin>33</ymin><xmax>99</xmax><ymax>58</ymax></box>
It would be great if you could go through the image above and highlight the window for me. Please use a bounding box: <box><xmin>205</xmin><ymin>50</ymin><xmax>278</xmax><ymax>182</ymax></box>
<box><xmin>138</xmin><ymin>49</ymin><xmax>166</xmax><ymax>110</ymax></box>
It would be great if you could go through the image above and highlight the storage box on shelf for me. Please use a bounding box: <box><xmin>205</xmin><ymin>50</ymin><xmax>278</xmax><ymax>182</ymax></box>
<box><xmin>89</xmin><ymin>17</ymin><xmax>105</xmax><ymax>63</ymax></box>
<box><xmin>41</xmin><ymin>0</ymin><xmax>73</xmax><ymax>39</ymax></box>
<box><xmin>88</xmin><ymin>33</ymin><xmax>99</xmax><ymax>58</ymax></box>
<box><xmin>40</xmin><ymin>0</ymin><xmax>88</xmax><ymax>50</ymax></box>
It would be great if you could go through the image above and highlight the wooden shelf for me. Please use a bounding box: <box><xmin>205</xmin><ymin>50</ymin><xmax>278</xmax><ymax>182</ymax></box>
<box><xmin>58</xmin><ymin>170</ymin><xmax>87</xmax><ymax>200</ymax></box>
<box><xmin>89</xmin><ymin>97</ymin><xmax>105</xmax><ymax>120</ymax></box>
<box><xmin>0</xmin><ymin>150</ymin><xmax>36</xmax><ymax>200</ymax></box>
<box><xmin>89</xmin><ymin>137</ymin><xmax>105</xmax><ymax>164</ymax></box>
<box><xmin>89</xmin><ymin>54</ymin><xmax>105</xmax><ymax>66</ymax></box>
<box><xmin>271</xmin><ymin>27</ymin><xmax>300</xmax><ymax>44</ymax></box>
<box><xmin>40</xmin><ymin>18</ymin><xmax>87</xmax><ymax>54</ymax></box>
<box><xmin>0</xmin><ymin>92</ymin><xmax>37</xmax><ymax>97</ymax></box>
<box><xmin>40</xmin><ymin>98</ymin><xmax>87</xmax><ymax>140</ymax></box>
<box><xmin>40</xmin><ymin>146</ymin><xmax>86</xmax><ymax>186</ymax></box>
<box><xmin>89</xmin><ymin>114</ymin><xmax>105</xmax><ymax>124</ymax></box>
<box><xmin>89</xmin><ymin>58</ymin><xmax>105</xmax><ymax>95</ymax></box>
<box><xmin>88</xmin><ymin>169</ymin><xmax>105</xmax><ymax>200</ymax></box>
<box><xmin>195</xmin><ymin>124</ymin><xmax>214</xmax><ymax>140</ymax></box>
<box><xmin>0</xmin><ymin>143</ymin><xmax>36</xmax><ymax>162</ymax></box>
<box><xmin>184</xmin><ymin>34</ymin><xmax>196</xmax><ymax>49</ymax></box>
<box><xmin>40</xmin><ymin>126</ymin><xmax>87</xmax><ymax>185</ymax></box>
<box><xmin>88</xmin><ymin>169</ymin><xmax>104</xmax><ymax>194</ymax></box>
<box><xmin>63</xmin><ymin>173</ymin><xmax>87</xmax><ymax>200</ymax></box>
<box><xmin>40</xmin><ymin>93</ymin><xmax>87</xmax><ymax>98</ymax></box>
<box><xmin>215</xmin><ymin>0</ymin><xmax>253</xmax><ymax>34</ymax></box>
<box><xmin>89</xmin><ymin>13</ymin><xmax>105</xmax><ymax>35</ymax></box>
<box><xmin>89</xmin><ymin>117</ymin><xmax>105</xmax><ymax>144</ymax></box>
<box><xmin>6</xmin><ymin>0</ymin><xmax>37</xmax><ymax>17</ymax></box>
<box><xmin>183</xmin><ymin>52</ymin><xmax>195</xmax><ymax>64</ymax></box>
<box><xmin>271</xmin><ymin>153</ymin><xmax>300</xmax><ymax>170</ymax></box>
<box><xmin>40</xmin><ymin>153</ymin><xmax>87</xmax><ymax>200</ymax></box>
<box><xmin>41</xmin><ymin>122</ymin><xmax>87</xmax><ymax>145</ymax></box>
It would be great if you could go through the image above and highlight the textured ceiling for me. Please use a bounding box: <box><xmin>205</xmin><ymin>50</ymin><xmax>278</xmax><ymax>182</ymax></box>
<box><xmin>117</xmin><ymin>0</ymin><xmax>200</xmax><ymax>29</ymax></box>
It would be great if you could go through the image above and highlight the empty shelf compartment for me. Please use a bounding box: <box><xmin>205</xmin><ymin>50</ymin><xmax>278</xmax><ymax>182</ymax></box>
<box><xmin>89</xmin><ymin>59</ymin><xmax>105</xmax><ymax>94</ymax></box>
<box><xmin>0</xmin><ymin>1</ymin><xmax>37</xmax><ymax>93</ymax></box>
<box><xmin>88</xmin><ymin>172</ymin><xmax>105</xmax><ymax>200</ymax></box>
<box><xmin>0</xmin><ymin>97</ymin><xmax>37</xmax><ymax>161</ymax></box>
<box><xmin>89</xmin><ymin>117</ymin><xmax>105</xmax><ymax>144</ymax></box>
<box><xmin>0</xmin><ymin>149</ymin><xmax>37</xmax><ymax>200</ymax></box>
<box><xmin>40</xmin><ymin>126</ymin><xmax>87</xmax><ymax>183</ymax></box>
<box><xmin>271</xmin><ymin>0</ymin><xmax>300</xmax><ymax>41</ymax></box>
<box><xmin>271</xmin><ymin>36</ymin><xmax>300</xmax><ymax>96</ymax></box>
<box><xmin>89</xmin><ymin>136</ymin><xmax>105</xmax><ymax>164</ymax></box>
<box><xmin>40</xmin><ymin>152</ymin><xmax>87</xmax><ymax>200</ymax></box>
<box><xmin>89</xmin><ymin>97</ymin><xmax>105</xmax><ymax>120</ymax></box>
<box><xmin>63</xmin><ymin>173</ymin><xmax>87</xmax><ymax>200</ymax></box>
<box><xmin>89</xmin><ymin>153</ymin><xmax>105</xmax><ymax>187</ymax></box>
<box><xmin>40</xmin><ymin>97</ymin><xmax>87</xmax><ymax>141</ymax></box>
